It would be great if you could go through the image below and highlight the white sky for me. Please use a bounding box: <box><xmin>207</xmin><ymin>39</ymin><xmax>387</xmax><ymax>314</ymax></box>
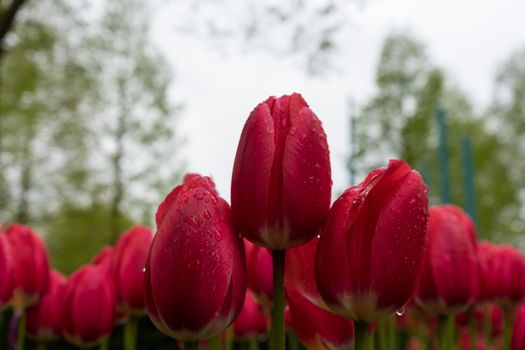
<box><xmin>152</xmin><ymin>0</ymin><xmax>525</xmax><ymax>200</ymax></box>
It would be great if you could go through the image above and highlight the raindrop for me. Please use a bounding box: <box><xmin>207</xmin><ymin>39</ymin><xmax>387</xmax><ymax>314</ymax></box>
<box><xmin>142</xmin><ymin>267</ymin><xmax>146</xmax><ymax>273</ymax></box>
<box><xmin>395</xmin><ymin>307</ymin><xmax>405</xmax><ymax>316</ymax></box>
<box><xmin>215</xmin><ymin>230</ymin><xmax>223</xmax><ymax>241</ymax></box>
<box><xmin>203</xmin><ymin>210</ymin><xmax>211</xmax><ymax>219</ymax></box>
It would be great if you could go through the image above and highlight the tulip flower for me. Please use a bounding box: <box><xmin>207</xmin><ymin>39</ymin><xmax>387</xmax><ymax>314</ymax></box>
<box><xmin>91</xmin><ymin>245</ymin><xmax>114</xmax><ymax>267</ymax></box>
<box><xmin>145</xmin><ymin>174</ymin><xmax>246</xmax><ymax>343</ymax></box>
<box><xmin>62</xmin><ymin>264</ymin><xmax>117</xmax><ymax>347</ymax></box>
<box><xmin>478</xmin><ymin>241</ymin><xmax>499</xmax><ymax>301</ymax></box>
<box><xmin>231</xmin><ymin>92</ymin><xmax>331</xmax><ymax>250</ymax></box>
<box><xmin>0</xmin><ymin>232</ymin><xmax>13</xmax><ymax>309</ymax></box>
<box><xmin>415</xmin><ymin>205</ymin><xmax>479</xmax><ymax>314</ymax></box>
<box><xmin>512</xmin><ymin>305</ymin><xmax>525</xmax><ymax>350</ymax></box>
<box><xmin>288</xmin><ymin>287</ymin><xmax>354</xmax><ymax>350</ymax></box>
<box><xmin>5</xmin><ymin>224</ymin><xmax>50</xmax><ymax>309</ymax></box>
<box><xmin>493</xmin><ymin>245</ymin><xmax>525</xmax><ymax>305</ymax></box>
<box><xmin>26</xmin><ymin>270</ymin><xmax>66</xmax><ymax>342</ymax></box>
<box><xmin>316</xmin><ymin>160</ymin><xmax>429</xmax><ymax>321</ymax></box>
<box><xmin>245</xmin><ymin>240</ymin><xmax>273</xmax><ymax>310</ymax></box>
<box><xmin>233</xmin><ymin>291</ymin><xmax>268</xmax><ymax>340</ymax></box>
<box><xmin>113</xmin><ymin>226</ymin><xmax>153</xmax><ymax>314</ymax></box>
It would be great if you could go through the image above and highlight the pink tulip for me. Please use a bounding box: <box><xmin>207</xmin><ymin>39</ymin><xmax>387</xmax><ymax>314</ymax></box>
<box><xmin>0</xmin><ymin>232</ymin><xmax>13</xmax><ymax>309</ymax></box>
<box><xmin>6</xmin><ymin>224</ymin><xmax>50</xmax><ymax>308</ymax></box>
<box><xmin>62</xmin><ymin>264</ymin><xmax>117</xmax><ymax>347</ymax></box>
<box><xmin>245</xmin><ymin>240</ymin><xmax>273</xmax><ymax>309</ymax></box>
<box><xmin>233</xmin><ymin>291</ymin><xmax>268</xmax><ymax>340</ymax></box>
<box><xmin>145</xmin><ymin>174</ymin><xmax>246</xmax><ymax>340</ymax></box>
<box><xmin>316</xmin><ymin>160</ymin><xmax>429</xmax><ymax>320</ymax></box>
<box><xmin>113</xmin><ymin>226</ymin><xmax>153</xmax><ymax>314</ymax></box>
<box><xmin>26</xmin><ymin>270</ymin><xmax>66</xmax><ymax>341</ymax></box>
<box><xmin>231</xmin><ymin>93</ymin><xmax>332</xmax><ymax>249</ymax></box>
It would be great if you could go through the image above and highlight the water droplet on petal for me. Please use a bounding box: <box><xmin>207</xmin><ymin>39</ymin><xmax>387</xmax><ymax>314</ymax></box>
<box><xmin>395</xmin><ymin>307</ymin><xmax>405</xmax><ymax>316</ymax></box>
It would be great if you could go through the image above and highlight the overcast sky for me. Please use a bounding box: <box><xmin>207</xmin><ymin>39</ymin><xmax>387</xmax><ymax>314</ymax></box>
<box><xmin>152</xmin><ymin>0</ymin><xmax>525</xmax><ymax>200</ymax></box>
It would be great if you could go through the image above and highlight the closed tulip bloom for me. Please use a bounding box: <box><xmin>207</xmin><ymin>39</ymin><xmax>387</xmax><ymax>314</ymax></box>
<box><xmin>145</xmin><ymin>174</ymin><xmax>246</xmax><ymax>340</ymax></box>
<box><xmin>91</xmin><ymin>245</ymin><xmax>114</xmax><ymax>267</ymax></box>
<box><xmin>245</xmin><ymin>240</ymin><xmax>273</xmax><ymax>309</ymax></box>
<box><xmin>316</xmin><ymin>160</ymin><xmax>429</xmax><ymax>321</ymax></box>
<box><xmin>6</xmin><ymin>224</ymin><xmax>50</xmax><ymax>308</ymax></box>
<box><xmin>233</xmin><ymin>291</ymin><xmax>268</xmax><ymax>340</ymax></box>
<box><xmin>478</xmin><ymin>241</ymin><xmax>499</xmax><ymax>301</ymax></box>
<box><xmin>286</xmin><ymin>235</ymin><xmax>326</xmax><ymax>309</ymax></box>
<box><xmin>62</xmin><ymin>264</ymin><xmax>117</xmax><ymax>347</ymax></box>
<box><xmin>26</xmin><ymin>270</ymin><xmax>66</xmax><ymax>341</ymax></box>
<box><xmin>231</xmin><ymin>93</ymin><xmax>332</xmax><ymax>249</ymax></box>
<box><xmin>494</xmin><ymin>245</ymin><xmax>525</xmax><ymax>304</ymax></box>
<box><xmin>416</xmin><ymin>205</ymin><xmax>479</xmax><ymax>314</ymax></box>
<box><xmin>113</xmin><ymin>226</ymin><xmax>153</xmax><ymax>314</ymax></box>
<box><xmin>288</xmin><ymin>287</ymin><xmax>354</xmax><ymax>350</ymax></box>
<box><xmin>0</xmin><ymin>233</ymin><xmax>13</xmax><ymax>308</ymax></box>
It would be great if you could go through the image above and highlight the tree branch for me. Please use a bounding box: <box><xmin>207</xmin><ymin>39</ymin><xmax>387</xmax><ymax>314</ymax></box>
<box><xmin>0</xmin><ymin>0</ymin><xmax>28</xmax><ymax>50</ymax></box>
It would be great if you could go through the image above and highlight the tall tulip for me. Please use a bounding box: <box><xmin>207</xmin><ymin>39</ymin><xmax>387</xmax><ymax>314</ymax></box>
<box><xmin>287</xmin><ymin>287</ymin><xmax>354</xmax><ymax>350</ymax></box>
<box><xmin>493</xmin><ymin>245</ymin><xmax>525</xmax><ymax>305</ymax></box>
<box><xmin>415</xmin><ymin>205</ymin><xmax>479</xmax><ymax>314</ymax></box>
<box><xmin>91</xmin><ymin>245</ymin><xmax>114</xmax><ymax>267</ymax></box>
<box><xmin>26</xmin><ymin>270</ymin><xmax>66</xmax><ymax>342</ymax></box>
<box><xmin>145</xmin><ymin>174</ymin><xmax>246</xmax><ymax>345</ymax></box>
<box><xmin>0</xmin><ymin>233</ymin><xmax>13</xmax><ymax>309</ymax></box>
<box><xmin>315</xmin><ymin>160</ymin><xmax>428</xmax><ymax>349</ymax></box>
<box><xmin>232</xmin><ymin>93</ymin><xmax>331</xmax><ymax>349</ymax></box>
<box><xmin>6</xmin><ymin>224</ymin><xmax>50</xmax><ymax>309</ymax></box>
<box><xmin>62</xmin><ymin>264</ymin><xmax>117</xmax><ymax>347</ymax></box>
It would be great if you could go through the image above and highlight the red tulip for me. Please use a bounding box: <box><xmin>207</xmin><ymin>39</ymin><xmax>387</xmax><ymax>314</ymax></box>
<box><xmin>233</xmin><ymin>291</ymin><xmax>268</xmax><ymax>340</ymax></box>
<box><xmin>0</xmin><ymin>233</ymin><xmax>13</xmax><ymax>309</ymax></box>
<box><xmin>287</xmin><ymin>287</ymin><xmax>354</xmax><ymax>350</ymax></box>
<box><xmin>6</xmin><ymin>224</ymin><xmax>50</xmax><ymax>308</ymax></box>
<box><xmin>416</xmin><ymin>205</ymin><xmax>478</xmax><ymax>314</ymax></box>
<box><xmin>245</xmin><ymin>240</ymin><xmax>273</xmax><ymax>309</ymax></box>
<box><xmin>145</xmin><ymin>174</ymin><xmax>246</xmax><ymax>340</ymax></box>
<box><xmin>286</xmin><ymin>234</ymin><xmax>326</xmax><ymax>309</ymax></box>
<box><xmin>91</xmin><ymin>245</ymin><xmax>114</xmax><ymax>267</ymax></box>
<box><xmin>478</xmin><ymin>241</ymin><xmax>499</xmax><ymax>301</ymax></box>
<box><xmin>113</xmin><ymin>226</ymin><xmax>153</xmax><ymax>314</ymax></box>
<box><xmin>62</xmin><ymin>264</ymin><xmax>116</xmax><ymax>347</ymax></box>
<box><xmin>26</xmin><ymin>270</ymin><xmax>66</xmax><ymax>341</ymax></box>
<box><xmin>512</xmin><ymin>305</ymin><xmax>525</xmax><ymax>350</ymax></box>
<box><xmin>315</xmin><ymin>160</ymin><xmax>429</xmax><ymax>320</ymax></box>
<box><xmin>231</xmin><ymin>93</ymin><xmax>332</xmax><ymax>249</ymax></box>
<box><xmin>494</xmin><ymin>245</ymin><xmax>525</xmax><ymax>304</ymax></box>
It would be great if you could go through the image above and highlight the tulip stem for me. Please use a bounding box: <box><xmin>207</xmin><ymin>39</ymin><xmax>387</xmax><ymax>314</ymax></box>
<box><xmin>208</xmin><ymin>335</ymin><xmax>221</xmax><ymax>350</ymax></box>
<box><xmin>15</xmin><ymin>310</ymin><xmax>25</xmax><ymax>350</ymax></box>
<box><xmin>185</xmin><ymin>340</ymin><xmax>199</xmax><ymax>350</ymax></box>
<box><xmin>438</xmin><ymin>314</ymin><xmax>454</xmax><ymax>350</ymax></box>
<box><xmin>124</xmin><ymin>317</ymin><xmax>138</xmax><ymax>350</ymax></box>
<box><xmin>271</xmin><ymin>249</ymin><xmax>286</xmax><ymax>350</ymax></box>
<box><xmin>36</xmin><ymin>343</ymin><xmax>46</xmax><ymax>350</ymax></box>
<box><xmin>354</xmin><ymin>320</ymin><xmax>370</xmax><ymax>350</ymax></box>
<box><xmin>249</xmin><ymin>338</ymin><xmax>258</xmax><ymax>350</ymax></box>
<box><xmin>98</xmin><ymin>338</ymin><xmax>109</xmax><ymax>350</ymax></box>
<box><xmin>503</xmin><ymin>307</ymin><xmax>512</xmax><ymax>350</ymax></box>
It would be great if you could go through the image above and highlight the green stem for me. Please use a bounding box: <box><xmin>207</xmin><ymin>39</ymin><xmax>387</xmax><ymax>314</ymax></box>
<box><xmin>36</xmin><ymin>342</ymin><xmax>46</xmax><ymax>350</ymax></box>
<box><xmin>468</xmin><ymin>310</ymin><xmax>476</xmax><ymax>350</ymax></box>
<box><xmin>271</xmin><ymin>249</ymin><xmax>286</xmax><ymax>350</ymax></box>
<box><xmin>124</xmin><ymin>317</ymin><xmax>138</xmax><ymax>350</ymax></box>
<box><xmin>208</xmin><ymin>335</ymin><xmax>222</xmax><ymax>350</ymax></box>
<box><xmin>15</xmin><ymin>310</ymin><xmax>25</xmax><ymax>350</ymax></box>
<box><xmin>378</xmin><ymin>319</ymin><xmax>388</xmax><ymax>350</ymax></box>
<box><xmin>438</xmin><ymin>314</ymin><xmax>454</xmax><ymax>350</ymax></box>
<box><xmin>354</xmin><ymin>320</ymin><xmax>370</xmax><ymax>350</ymax></box>
<box><xmin>98</xmin><ymin>338</ymin><xmax>109</xmax><ymax>350</ymax></box>
<box><xmin>248</xmin><ymin>337</ymin><xmax>258</xmax><ymax>350</ymax></box>
<box><xmin>503</xmin><ymin>309</ymin><xmax>511</xmax><ymax>350</ymax></box>
<box><xmin>287</xmin><ymin>332</ymin><xmax>299</xmax><ymax>350</ymax></box>
<box><xmin>185</xmin><ymin>340</ymin><xmax>199</xmax><ymax>350</ymax></box>
<box><xmin>225</xmin><ymin>327</ymin><xmax>233</xmax><ymax>350</ymax></box>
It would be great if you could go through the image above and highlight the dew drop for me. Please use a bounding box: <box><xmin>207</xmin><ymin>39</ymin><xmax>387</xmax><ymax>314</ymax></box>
<box><xmin>203</xmin><ymin>210</ymin><xmax>211</xmax><ymax>219</ymax></box>
<box><xmin>395</xmin><ymin>307</ymin><xmax>405</xmax><ymax>316</ymax></box>
<box><xmin>215</xmin><ymin>230</ymin><xmax>223</xmax><ymax>241</ymax></box>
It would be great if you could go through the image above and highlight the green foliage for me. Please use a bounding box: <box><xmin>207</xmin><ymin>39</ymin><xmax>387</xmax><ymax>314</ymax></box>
<box><xmin>353</xmin><ymin>32</ymin><xmax>524</xmax><ymax>242</ymax></box>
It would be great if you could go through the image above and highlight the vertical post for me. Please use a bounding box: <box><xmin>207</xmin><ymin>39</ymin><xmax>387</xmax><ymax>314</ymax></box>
<box><xmin>347</xmin><ymin>97</ymin><xmax>356</xmax><ymax>186</ymax></box>
<box><xmin>436</xmin><ymin>105</ymin><xmax>451</xmax><ymax>204</ymax></box>
<box><xmin>461</xmin><ymin>136</ymin><xmax>479</xmax><ymax>228</ymax></box>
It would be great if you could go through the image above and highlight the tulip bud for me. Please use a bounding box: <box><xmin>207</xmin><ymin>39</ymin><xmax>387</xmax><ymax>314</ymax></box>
<box><xmin>245</xmin><ymin>240</ymin><xmax>273</xmax><ymax>309</ymax></box>
<box><xmin>478</xmin><ymin>241</ymin><xmax>499</xmax><ymax>301</ymax></box>
<box><xmin>287</xmin><ymin>287</ymin><xmax>354</xmax><ymax>350</ymax></box>
<box><xmin>6</xmin><ymin>224</ymin><xmax>50</xmax><ymax>308</ymax></box>
<box><xmin>145</xmin><ymin>174</ymin><xmax>246</xmax><ymax>340</ymax></box>
<box><xmin>91</xmin><ymin>245</ymin><xmax>114</xmax><ymax>267</ymax></box>
<box><xmin>415</xmin><ymin>205</ymin><xmax>479</xmax><ymax>314</ymax></box>
<box><xmin>493</xmin><ymin>245</ymin><xmax>525</xmax><ymax>305</ymax></box>
<box><xmin>0</xmin><ymin>233</ymin><xmax>13</xmax><ymax>309</ymax></box>
<box><xmin>233</xmin><ymin>291</ymin><xmax>268</xmax><ymax>340</ymax></box>
<box><xmin>113</xmin><ymin>226</ymin><xmax>153</xmax><ymax>314</ymax></box>
<box><xmin>62</xmin><ymin>264</ymin><xmax>116</xmax><ymax>347</ymax></box>
<box><xmin>512</xmin><ymin>305</ymin><xmax>525</xmax><ymax>350</ymax></box>
<box><xmin>231</xmin><ymin>93</ymin><xmax>332</xmax><ymax>249</ymax></box>
<box><xmin>26</xmin><ymin>270</ymin><xmax>66</xmax><ymax>341</ymax></box>
<box><xmin>316</xmin><ymin>160</ymin><xmax>429</xmax><ymax>321</ymax></box>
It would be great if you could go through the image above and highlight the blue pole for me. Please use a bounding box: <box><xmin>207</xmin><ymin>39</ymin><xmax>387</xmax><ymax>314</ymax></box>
<box><xmin>461</xmin><ymin>135</ymin><xmax>479</xmax><ymax>228</ymax></box>
<box><xmin>436</xmin><ymin>105</ymin><xmax>451</xmax><ymax>204</ymax></box>
<box><xmin>347</xmin><ymin>97</ymin><xmax>356</xmax><ymax>186</ymax></box>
